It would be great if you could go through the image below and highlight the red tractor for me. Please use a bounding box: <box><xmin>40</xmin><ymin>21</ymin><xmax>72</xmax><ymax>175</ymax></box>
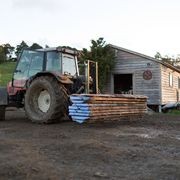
<box><xmin>0</xmin><ymin>47</ymin><xmax>98</xmax><ymax>123</ymax></box>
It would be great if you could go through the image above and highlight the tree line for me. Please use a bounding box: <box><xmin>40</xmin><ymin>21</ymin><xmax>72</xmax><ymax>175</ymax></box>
<box><xmin>0</xmin><ymin>41</ymin><xmax>43</xmax><ymax>63</ymax></box>
<box><xmin>155</xmin><ymin>52</ymin><xmax>180</xmax><ymax>69</ymax></box>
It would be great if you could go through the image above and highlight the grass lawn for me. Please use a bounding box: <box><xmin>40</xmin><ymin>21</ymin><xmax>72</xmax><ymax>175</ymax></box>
<box><xmin>167</xmin><ymin>109</ymin><xmax>180</xmax><ymax>115</ymax></box>
<box><xmin>0</xmin><ymin>62</ymin><xmax>16</xmax><ymax>86</ymax></box>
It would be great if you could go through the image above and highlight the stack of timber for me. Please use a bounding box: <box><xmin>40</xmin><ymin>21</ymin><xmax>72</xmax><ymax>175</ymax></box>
<box><xmin>69</xmin><ymin>94</ymin><xmax>147</xmax><ymax>123</ymax></box>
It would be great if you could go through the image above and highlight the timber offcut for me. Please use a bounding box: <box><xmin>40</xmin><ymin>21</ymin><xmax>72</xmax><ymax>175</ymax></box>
<box><xmin>69</xmin><ymin>94</ymin><xmax>147</xmax><ymax>123</ymax></box>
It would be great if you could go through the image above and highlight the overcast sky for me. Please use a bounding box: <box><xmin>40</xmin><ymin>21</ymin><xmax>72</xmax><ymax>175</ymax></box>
<box><xmin>1</xmin><ymin>0</ymin><xmax>180</xmax><ymax>57</ymax></box>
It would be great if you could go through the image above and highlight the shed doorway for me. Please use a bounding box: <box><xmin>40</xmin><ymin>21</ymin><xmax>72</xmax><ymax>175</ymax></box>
<box><xmin>114</xmin><ymin>74</ymin><xmax>133</xmax><ymax>94</ymax></box>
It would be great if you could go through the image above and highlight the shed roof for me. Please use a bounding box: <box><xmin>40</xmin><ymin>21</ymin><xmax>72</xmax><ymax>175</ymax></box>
<box><xmin>109</xmin><ymin>44</ymin><xmax>180</xmax><ymax>73</ymax></box>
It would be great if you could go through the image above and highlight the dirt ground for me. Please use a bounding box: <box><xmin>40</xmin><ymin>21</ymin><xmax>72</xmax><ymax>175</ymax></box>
<box><xmin>0</xmin><ymin>109</ymin><xmax>180</xmax><ymax>180</ymax></box>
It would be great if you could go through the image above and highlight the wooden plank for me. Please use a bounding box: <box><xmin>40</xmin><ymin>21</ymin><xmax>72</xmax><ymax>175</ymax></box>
<box><xmin>70</xmin><ymin>110</ymin><xmax>146</xmax><ymax>117</ymax></box>
<box><xmin>69</xmin><ymin>94</ymin><xmax>147</xmax><ymax>123</ymax></box>
<box><xmin>70</xmin><ymin>103</ymin><xmax>146</xmax><ymax>107</ymax></box>
<box><xmin>69</xmin><ymin>105</ymin><xmax>146</xmax><ymax>111</ymax></box>
<box><xmin>88</xmin><ymin>100</ymin><xmax>146</xmax><ymax>104</ymax></box>
<box><xmin>71</xmin><ymin>94</ymin><xmax>147</xmax><ymax>99</ymax></box>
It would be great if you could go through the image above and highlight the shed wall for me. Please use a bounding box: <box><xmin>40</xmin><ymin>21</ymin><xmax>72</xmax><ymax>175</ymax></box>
<box><xmin>104</xmin><ymin>50</ymin><xmax>162</xmax><ymax>105</ymax></box>
<box><xmin>161</xmin><ymin>65</ymin><xmax>180</xmax><ymax>104</ymax></box>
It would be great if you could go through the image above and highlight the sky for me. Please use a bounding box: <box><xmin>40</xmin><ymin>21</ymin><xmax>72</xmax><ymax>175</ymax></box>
<box><xmin>1</xmin><ymin>0</ymin><xmax>180</xmax><ymax>57</ymax></box>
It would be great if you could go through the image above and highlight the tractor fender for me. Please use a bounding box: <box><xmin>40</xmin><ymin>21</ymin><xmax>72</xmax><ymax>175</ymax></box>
<box><xmin>0</xmin><ymin>87</ymin><xmax>8</xmax><ymax>105</ymax></box>
<box><xmin>27</xmin><ymin>71</ymin><xmax>73</xmax><ymax>87</ymax></box>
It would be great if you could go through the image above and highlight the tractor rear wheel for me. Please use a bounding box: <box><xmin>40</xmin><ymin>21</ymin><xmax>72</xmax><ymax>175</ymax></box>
<box><xmin>0</xmin><ymin>106</ymin><xmax>6</xmax><ymax>121</ymax></box>
<box><xmin>25</xmin><ymin>76</ymin><xmax>69</xmax><ymax>123</ymax></box>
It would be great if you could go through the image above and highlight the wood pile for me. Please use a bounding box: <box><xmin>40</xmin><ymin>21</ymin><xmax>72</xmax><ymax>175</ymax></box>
<box><xmin>69</xmin><ymin>94</ymin><xmax>147</xmax><ymax>123</ymax></box>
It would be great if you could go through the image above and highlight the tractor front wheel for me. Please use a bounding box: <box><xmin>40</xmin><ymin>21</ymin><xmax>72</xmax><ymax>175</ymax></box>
<box><xmin>25</xmin><ymin>76</ymin><xmax>69</xmax><ymax>123</ymax></box>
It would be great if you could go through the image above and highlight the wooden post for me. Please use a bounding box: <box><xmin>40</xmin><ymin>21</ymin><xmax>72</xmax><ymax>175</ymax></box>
<box><xmin>158</xmin><ymin>105</ymin><xmax>162</xmax><ymax>113</ymax></box>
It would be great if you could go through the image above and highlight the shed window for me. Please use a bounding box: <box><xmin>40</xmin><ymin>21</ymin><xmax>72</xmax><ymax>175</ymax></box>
<box><xmin>169</xmin><ymin>73</ymin><xmax>173</xmax><ymax>87</ymax></box>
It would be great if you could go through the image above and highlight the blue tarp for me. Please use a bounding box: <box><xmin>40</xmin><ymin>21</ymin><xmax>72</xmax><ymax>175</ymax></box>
<box><xmin>69</xmin><ymin>95</ymin><xmax>91</xmax><ymax>123</ymax></box>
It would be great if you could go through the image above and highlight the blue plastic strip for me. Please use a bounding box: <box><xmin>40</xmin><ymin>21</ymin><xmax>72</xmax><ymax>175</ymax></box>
<box><xmin>69</xmin><ymin>109</ymin><xmax>90</xmax><ymax>114</ymax></box>
<box><xmin>70</xmin><ymin>96</ymin><xmax>82</xmax><ymax>100</ymax></box>
<box><xmin>69</xmin><ymin>106</ymin><xmax>89</xmax><ymax>111</ymax></box>
<box><xmin>70</xmin><ymin>96</ymin><xmax>90</xmax><ymax>102</ymax></box>
<box><xmin>71</xmin><ymin>116</ymin><xmax>89</xmax><ymax>123</ymax></box>
<box><xmin>72</xmin><ymin>119</ymin><xmax>85</xmax><ymax>123</ymax></box>
<box><xmin>72</xmin><ymin>104</ymin><xmax>89</xmax><ymax>107</ymax></box>
<box><xmin>71</xmin><ymin>116</ymin><xmax>89</xmax><ymax>120</ymax></box>
<box><xmin>69</xmin><ymin>112</ymin><xmax>90</xmax><ymax>117</ymax></box>
<box><xmin>70</xmin><ymin>100</ymin><xmax>85</xmax><ymax>104</ymax></box>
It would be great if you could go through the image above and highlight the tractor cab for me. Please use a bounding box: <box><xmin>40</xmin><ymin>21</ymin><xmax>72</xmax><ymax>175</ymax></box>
<box><xmin>11</xmin><ymin>47</ymin><xmax>79</xmax><ymax>89</ymax></box>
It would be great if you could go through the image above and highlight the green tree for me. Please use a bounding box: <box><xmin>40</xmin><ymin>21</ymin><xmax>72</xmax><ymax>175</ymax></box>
<box><xmin>3</xmin><ymin>43</ymin><xmax>15</xmax><ymax>59</ymax></box>
<box><xmin>15</xmin><ymin>41</ymin><xmax>29</xmax><ymax>57</ymax></box>
<box><xmin>154</xmin><ymin>52</ymin><xmax>162</xmax><ymax>60</ymax></box>
<box><xmin>155</xmin><ymin>52</ymin><xmax>180</xmax><ymax>69</ymax></box>
<box><xmin>0</xmin><ymin>45</ymin><xmax>6</xmax><ymax>63</ymax></box>
<box><xmin>30</xmin><ymin>43</ymin><xmax>43</xmax><ymax>50</ymax></box>
<box><xmin>0</xmin><ymin>44</ymin><xmax>15</xmax><ymax>63</ymax></box>
<box><xmin>80</xmin><ymin>37</ymin><xmax>115</xmax><ymax>91</ymax></box>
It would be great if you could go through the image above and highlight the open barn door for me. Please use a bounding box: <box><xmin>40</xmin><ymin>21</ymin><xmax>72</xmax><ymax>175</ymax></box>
<box><xmin>114</xmin><ymin>74</ymin><xmax>133</xmax><ymax>94</ymax></box>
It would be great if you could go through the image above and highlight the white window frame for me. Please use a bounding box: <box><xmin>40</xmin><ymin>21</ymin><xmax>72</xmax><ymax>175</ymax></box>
<box><xmin>169</xmin><ymin>72</ymin><xmax>173</xmax><ymax>87</ymax></box>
